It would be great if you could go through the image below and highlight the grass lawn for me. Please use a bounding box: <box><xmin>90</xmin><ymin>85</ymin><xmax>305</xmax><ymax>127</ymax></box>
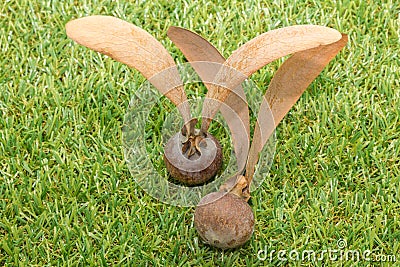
<box><xmin>1</xmin><ymin>0</ymin><xmax>399</xmax><ymax>266</ymax></box>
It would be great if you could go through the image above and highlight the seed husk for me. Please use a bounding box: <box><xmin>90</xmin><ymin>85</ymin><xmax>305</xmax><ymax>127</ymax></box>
<box><xmin>194</xmin><ymin>191</ymin><xmax>254</xmax><ymax>249</ymax></box>
<box><xmin>164</xmin><ymin>131</ymin><xmax>222</xmax><ymax>186</ymax></box>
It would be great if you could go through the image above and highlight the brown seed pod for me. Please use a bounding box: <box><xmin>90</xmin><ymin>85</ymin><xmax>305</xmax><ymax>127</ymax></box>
<box><xmin>194</xmin><ymin>191</ymin><xmax>254</xmax><ymax>249</ymax></box>
<box><xmin>170</xmin><ymin>26</ymin><xmax>348</xmax><ymax>249</ymax></box>
<box><xmin>164</xmin><ymin>129</ymin><xmax>222</xmax><ymax>186</ymax></box>
<box><xmin>66</xmin><ymin>17</ymin><xmax>348</xmax><ymax>249</ymax></box>
<box><xmin>167</xmin><ymin>27</ymin><xmax>250</xmax><ymax>173</ymax></box>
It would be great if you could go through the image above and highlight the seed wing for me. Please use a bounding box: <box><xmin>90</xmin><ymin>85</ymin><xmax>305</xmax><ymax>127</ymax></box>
<box><xmin>201</xmin><ymin>25</ymin><xmax>343</xmax><ymax>132</ymax></box>
<box><xmin>245</xmin><ymin>34</ymin><xmax>348</xmax><ymax>183</ymax></box>
<box><xmin>66</xmin><ymin>15</ymin><xmax>191</xmax><ymax>123</ymax></box>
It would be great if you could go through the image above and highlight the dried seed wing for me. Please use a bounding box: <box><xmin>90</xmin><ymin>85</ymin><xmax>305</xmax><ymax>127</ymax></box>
<box><xmin>168</xmin><ymin>26</ymin><xmax>250</xmax><ymax>171</ymax></box>
<box><xmin>245</xmin><ymin>34</ymin><xmax>348</xmax><ymax>184</ymax></box>
<box><xmin>167</xmin><ymin>26</ymin><xmax>224</xmax><ymax>67</ymax></box>
<box><xmin>228</xmin><ymin>25</ymin><xmax>343</xmax><ymax>78</ymax></box>
<box><xmin>201</xmin><ymin>25</ymin><xmax>343</xmax><ymax>132</ymax></box>
<box><xmin>66</xmin><ymin>15</ymin><xmax>191</xmax><ymax>124</ymax></box>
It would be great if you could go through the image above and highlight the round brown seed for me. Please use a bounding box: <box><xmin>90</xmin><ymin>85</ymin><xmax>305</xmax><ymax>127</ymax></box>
<box><xmin>164</xmin><ymin>131</ymin><xmax>222</xmax><ymax>186</ymax></box>
<box><xmin>194</xmin><ymin>191</ymin><xmax>254</xmax><ymax>249</ymax></box>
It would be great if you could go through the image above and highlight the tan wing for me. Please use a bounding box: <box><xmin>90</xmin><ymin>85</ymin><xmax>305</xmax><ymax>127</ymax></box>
<box><xmin>201</xmin><ymin>25</ymin><xmax>343</xmax><ymax>132</ymax></box>
<box><xmin>66</xmin><ymin>15</ymin><xmax>191</xmax><ymax>124</ymax></box>
<box><xmin>245</xmin><ymin>34</ymin><xmax>348</xmax><ymax>184</ymax></box>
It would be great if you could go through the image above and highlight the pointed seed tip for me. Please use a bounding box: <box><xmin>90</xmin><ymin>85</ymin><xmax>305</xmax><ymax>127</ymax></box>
<box><xmin>167</xmin><ymin>26</ymin><xmax>186</xmax><ymax>36</ymax></box>
<box><xmin>167</xmin><ymin>26</ymin><xmax>176</xmax><ymax>34</ymax></box>
<box><xmin>65</xmin><ymin>20</ymin><xmax>75</xmax><ymax>37</ymax></box>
